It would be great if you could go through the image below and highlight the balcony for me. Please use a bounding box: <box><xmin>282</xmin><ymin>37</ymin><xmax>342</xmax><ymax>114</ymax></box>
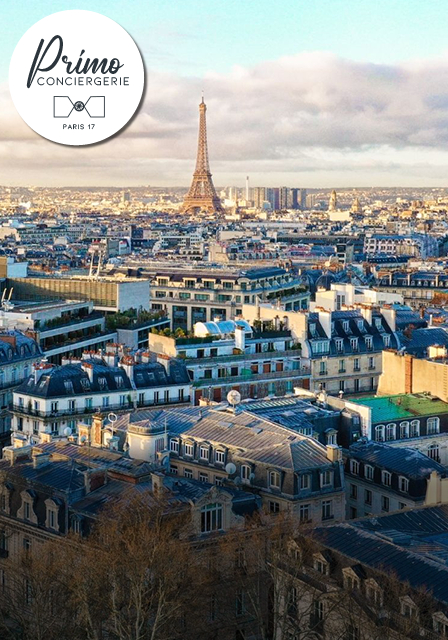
<box><xmin>186</xmin><ymin>349</ymin><xmax>301</xmax><ymax>365</ymax></box>
<box><xmin>12</xmin><ymin>396</ymin><xmax>191</xmax><ymax>419</ymax></box>
<box><xmin>193</xmin><ymin>367</ymin><xmax>310</xmax><ymax>387</ymax></box>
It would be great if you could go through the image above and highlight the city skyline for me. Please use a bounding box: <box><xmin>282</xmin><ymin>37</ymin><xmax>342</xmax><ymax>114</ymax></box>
<box><xmin>3</xmin><ymin>1</ymin><xmax>448</xmax><ymax>186</ymax></box>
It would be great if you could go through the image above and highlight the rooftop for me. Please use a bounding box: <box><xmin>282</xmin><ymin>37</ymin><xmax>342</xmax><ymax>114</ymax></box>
<box><xmin>350</xmin><ymin>393</ymin><xmax>448</xmax><ymax>423</ymax></box>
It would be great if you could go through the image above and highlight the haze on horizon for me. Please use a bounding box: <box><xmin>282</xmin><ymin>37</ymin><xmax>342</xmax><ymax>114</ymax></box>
<box><xmin>2</xmin><ymin>0</ymin><xmax>448</xmax><ymax>188</ymax></box>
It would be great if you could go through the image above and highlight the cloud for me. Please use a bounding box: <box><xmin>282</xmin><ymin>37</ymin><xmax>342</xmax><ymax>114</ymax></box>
<box><xmin>3</xmin><ymin>51</ymin><xmax>448</xmax><ymax>185</ymax></box>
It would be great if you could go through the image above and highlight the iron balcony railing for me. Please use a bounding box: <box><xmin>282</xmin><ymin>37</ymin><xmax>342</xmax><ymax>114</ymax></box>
<box><xmin>12</xmin><ymin>396</ymin><xmax>191</xmax><ymax>419</ymax></box>
<box><xmin>193</xmin><ymin>367</ymin><xmax>310</xmax><ymax>387</ymax></box>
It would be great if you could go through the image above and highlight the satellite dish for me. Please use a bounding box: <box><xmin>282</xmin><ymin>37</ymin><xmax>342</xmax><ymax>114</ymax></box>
<box><xmin>227</xmin><ymin>390</ymin><xmax>241</xmax><ymax>408</ymax></box>
<box><xmin>63</xmin><ymin>426</ymin><xmax>72</xmax><ymax>437</ymax></box>
<box><xmin>225</xmin><ymin>462</ymin><xmax>237</xmax><ymax>475</ymax></box>
<box><xmin>161</xmin><ymin>456</ymin><xmax>169</xmax><ymax>469</ymax></box>
<box><xmin>108</xmin><ymin>412</ymin><xmax>118</xmax><ymax>424</ymax></box>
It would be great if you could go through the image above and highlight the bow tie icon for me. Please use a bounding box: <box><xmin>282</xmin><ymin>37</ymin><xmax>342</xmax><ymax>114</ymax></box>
<box><xmin>53</xmin><ymin>96</ymin><xmax>105</xmax><ymax>118</ymax></box>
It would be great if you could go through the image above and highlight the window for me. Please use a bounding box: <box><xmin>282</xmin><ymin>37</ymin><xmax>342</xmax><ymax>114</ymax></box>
<box><xmin>236</xmin><ymin>590</ymin><xmax>245</xmax><ymax>616</ymax></box>
<box><xmin>215</xmin><ymin>450</ymin><xmax>225</xmax><ymax>464</ymax></box>
<box><xmin>319</xmin><ymin>361</ymin><xmax>327</xmax><ymax>376</ymax></box>
<box><xmin>350</xmin><ymin>484</ymin><xmax>357</xmax><ymax>499</ymax></box>
<box><xmin>170</xmin><ymin>439</ymin><xmax>179</xmax><ymax>453</ymax></box>
<box><xmin>170</xmin><ymin>465</ymin><xmax>178</xmax><ymax>475</ymax></box>
<box><xmin>184</xmin><ymin>442</ymin><xmax>194</xmax><ymax>456</ymax></box>
<box><xmin>24</xmin><ymin>501</ymin><xmax>31</xmax><ymax>521</ymax></box>
<box><xmin>300</xmin><ymin>473</ymin><xmax>310</xmax><ymax>490</ymax></box>
<box><xmin>312</xmin><ymin>599</ymin><xmax>324</xmax><ymax>622</ymax></box>
<box><xmin>200</xmin><ymin>446</ymin><xmax>209</xmax><ymax>461</ymax></box>
<box><xmin>399</xmin><ymin>476</ymin><xmax>409</xmax><ymax>492</ymax></box>
<box><xmin>269</xmin><ymin>471</ymin><xmax>281</xmax><ymax>489</ymax></box>
<box><xmin>184</xmin><ymin>468</ymin><xmax>193</xmax><ymax>479</ymax></box>
<box><xmin>381</xmin><ymin>496</ymin><xmax>390</xmax><ymax>512</ymax></box>
<box><xmin>346</xmin><ymin>624</ymin><xmax>360</xmax><ymax>640</ymax></box>
<box><xmin>23</xmin><ymin>538</ymin><xmax>31</xmax><ymax>551</ymax></box>
<box><xmin>364</xmin><ymin>489</ymin><xmax>372</xmax><ymax>505</ymax></box>
<box><xmin>314</xmin><ymin>556</ymin><xmax>329</xmax><ymax>575</ymax></box>
<box><xmin>353</xmin><ymin>358</ymin><xmax>360</xmax><ymax>372</ymax></box>
<box><xmin>350</xmin><ymin>460</ymin><xmax>359</xmax><ymax>475</ymax></box>
<box><xmin>25</xmin><ymin>579</ymin><xmax>33</xmax><ymax>606</ymax></box>
<box><xmin>375</xmin><ymin>425</ymin><xmax>385</xmax><ymax>441</ymax></box>
<box><xmin>365</xmin><ymin>336</ymin><xmax>373</xmax><ymax>350</ymax></box>
<box><xmin>427</xmin><ymin>417</ymin><xmax>440</xmax><ymax>435</ymax></box>
<box><xmin>322</xmin><ymin>500</ymin><xmax>333</xmax><ymax>521</ymax></box>
<box><xmin>399</xmin><ymin>421</ymin><xmax>409</xmax><ymax>439</ymax></box>
<box><xmin>201</xmin><ymin>503</ymin><xmax>223</xmax><ymax>533</ymax></box>
<box><xmin>299</xmin><ymin>504</ymin><xmax>310</xmax><ymax>523</ymax></box>
<box><xmin>321</xmin><ymin>470</ymin><xmax>332</xmax><ymax>487</ymax></box>
<box><xmin>50</xmin><ymin>401</ymin><xmax>58</xmax><ymax>412</ymax></box>
<box><xmin>199</xmin><ymin>472</ymin><xmax>209</xmax><ymax>483</ymax></box>
<box><xmin>102</xmin><ymin>397</ymin><xmax>109</xmax><ymax>408</ymax></box>
<box><xmin>386</xmin><ymin>423</ymin><xmax>396</xmax><ymax>441</ymax></box>
<box><xmin>47</xmin><ymin>508</ymin><xmax>57</xmax><ymax>530</ymax></box>
<box><xmin>215</xmin><ymin>477</ymin><xmax>224</xmax><ymax>487</ymax></box>
<box><xmin>339</xmin><ymin>380</ymin><xmax>345</xmax><ymax>392</ymax></box>
<box><xmin>350</xmin><ymin>338</ymin><xmax>358</xmax><ymax>352</ymax></box>
<box><xmin>336</xmin><ymin>338</ymin><xmax>344</xmax><ymax>353</ymax></box>
<box><xmin>339</xmin><ymin>359</ymin><xmax>345</xmax><ymax>373</ymax></box>
<box><xmin>428</xmin><ymin>443</ymin><xmax>440</xmax><ymax>462</ymax></box>
<box><xmin>382</xmin><ymin>471</ymin><xmax>392</xmax><ymax>487</ymax></box>
<box><xmin>269</xmin><ymin>501</ymin><xmax>280</xmax><ymax>514</ymax></box>
<box><xmin>71</xmin><ymin>517</ymin><xmax>81</xmax><ymax>535</ymax></box>
<box><xmin>400</xmin><ymin>598</ymin><xmax>418</xmax><ymax>619</ymax></box>
<box><xmin>343</xmin><ymin>320</ymin><xmax>349</xmax><ymax>332</ymax></box>
<box><xmin>410</xmin><ymin>420</ymin><xmax>420</xmax><ymax>437</ymax></box>
<box><xmin>383</xmin><ymin>334</ymin><xmax>390</xmax><ymax>347</ymax></box>
<box><xmin>368</xmin><ymin>356</ymin><xmax>375</xmax><ymax>369</ymax></box>
<box><xmin>241</xmin><ymin>464</ymin><xmax>251</xmax><ymax>483</ymax></box>
<box><xmin>366</xmin><ymin>581</ymin><xmax>383</xmax><ymax>606</ymax></box>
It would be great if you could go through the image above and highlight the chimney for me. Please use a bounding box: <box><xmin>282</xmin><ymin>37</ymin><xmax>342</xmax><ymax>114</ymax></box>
<box><xmin>91</xmin><ymin>414</ymin><xmax>103</xmax><ymax>447</ymax></box>
<box><xmin>83</xmin><ymin>469</ymin><xmax>107</xmax><ymax>494</ymax></box>
<box><xmin>156</xmin><ymin>353</ymin><xmax>170</xmax><ymax>373</ymax></box>
<box><xmin>404</xmin><ymin>354</ymin><xmax>413</xmax><ymax>393</ymax></box>
<box><xmin>2</xmin><ymin>445</ymin><xmax>32</xmax><ymax>465</ymax></box>
<box><xmin>141</xmin><ymin>351</ymin><xmax>151</xmax><ymax>364</ymax></box>
<box><xmin>235</xmin><ymin>326</ymin><xmax>245</xmax><ymax>351</ymax></box>
<box><xmin>0</xmin><ymin>333</ymin><xmax>16</xmax><ymax>348</ymax></box>
<box><xmin>33</xmin><ymin>361</ymin><xmax>54</xmax><ymax>384</ymax></box>
<box><xmin>120</xmin><ymin>355</ymin><xmax>135</xmax><ymax>383</ymax></box>
<box><xmin>32</xmin><ymin>452</ymin><xmax>50</xmax><ymax>469</ymax></box>
<box><xmin>151</xmin><ymin>471</ymin><xmax>166</xmax><ymax>493</ymax></box>
<box><xmin>326</xmin><ymin>444</ymin><xmax>342</xmax><ymax>462</ymax></box>
<box><xmin>317</xmin><ymin>310</ymin><xmax>332</xmax><ymax>338</ymax></box>
<box><xmin>81</xmin><ymin>362</ymin><xmax>94</xmax><ymax>382</ymax></box>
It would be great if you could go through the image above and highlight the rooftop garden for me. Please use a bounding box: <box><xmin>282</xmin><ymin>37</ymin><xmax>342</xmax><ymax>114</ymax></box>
<box><xmin>106</xmin><ymin>309</ymin><xmax>167</xmax><ymax>331</ymax></box>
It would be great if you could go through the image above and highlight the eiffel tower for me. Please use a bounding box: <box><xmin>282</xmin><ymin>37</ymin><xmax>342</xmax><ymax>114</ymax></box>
<box><xmin>183</xmin><ymin>97</ymin><xmax>224</xmax><ymax>214</ymax></box>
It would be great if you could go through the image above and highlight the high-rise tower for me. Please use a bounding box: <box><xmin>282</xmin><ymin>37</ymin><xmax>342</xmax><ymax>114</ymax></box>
<box><xmin>182</xmin><ymin>97</ymin><xmax>224</xmax><ymax>214</ymax></box>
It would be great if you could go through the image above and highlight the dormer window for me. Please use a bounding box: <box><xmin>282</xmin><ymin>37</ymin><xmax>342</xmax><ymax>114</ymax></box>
<box><xmin>343</xmin><ymin>568</ymin><xmax>360</xmax><ymax>591</ymax></box>
<box><xmin>309</xmin><ymin>323</ymin><xmax>317</xmax><ymax>337</ymax></box>
<box><xmin>365</xmin><ymin>336</ymin><xmax>373</xmax><ymax>350</ymax></box>
<box><xmin>399</xmin><ymin>421</ymin><xmax>409</xmax><ymax>439</ymax></box>
<box><xmin>199</xmin><ymin>445</ymin><xmax>209</xmax><ymax>461</ymax></box>
<box><xmin>350</xmin><ymin>460</ymin><xmax>359</xmax><ymax>475</ymax></box>
<box><xmin>201</xmin><ymin>503</ymin><xmax>223</xmax><ymax>533</ymax></box>
<box><xmin>313</xmin><ymin>554</ymin><xmax>329</xmax><ymax>575</ymax></box>
<box><xmin>400</xmin><ymin>596</ymin><xmax>418</xmax><ymax>620</ymax></box>
<box><xmin>399</xmin><ymin>476</ymin><xmax>409</xmax><ymax>492</ymax></box>
<box><xmin>382</xmin><ymin>334</ymin><xmax>390</xmax><ymax>347</ymax></box>
<box><xmin>382</xmin><ymin>471</ymin><xmax>392</xmax><ymax>487</ymax></box>
<box><xmin>215</xmin><ymin>450</ymin><xmax>225</xmax><ymax>464</ymax></box>
<box><xmin>184</xmin><ymin>442</ymin><xmax>194</xmax><ymax>457</ymax></box>
<box><xmin>300</xmin><ymin>473</ymin><xmax>310</xmax><ymax>490</ymax></box>
<box><xmin>343</xmin><ymin>320</ymin><xmax>349</xmax><ymax>332</ymax></box>
<box><xmin>375</xmin><ymin>425</ymin><xmax>385</xmax><ymax>442</ymax></box>
<box><xmin>365</xmin><ymin>464</ymin><xmax>374</xmax><ymax>481</ymax></box>
<box><xmin>433</xmin><ymin>612</ymin><xmax>448</xmax><ymax>637</ymax></box>
<box><xmin>269</xmin><ymin>471</ymin><xmax>281</xmax><ymax>489</ymax></box>
<box><xmin>320</xmin><ymin>470</ymin><xmax>333</xmax><ymax>488</ymax></box>
<box><xmin>335</xmin><ymin>338</ymin><xmax>344</xmax><ymax>353</ymax></box>
<box><xmin>170</xmin><ymin>439</ymin><xmax>179</xmax><ymax>453</ymax></box>
<box><xmin>365</xmin><ymin>579</ymin><xmax>383</xmax><ymax>606</ymax></box>
<box><xmin>386</xmin><ymin>423</ymin><xmax>396</xmax><ymax>441</ymax></box>
<box><xmin>350</xmin><ymin>338</ymin><xmax>358</xmax><ymax>352</ymax></box>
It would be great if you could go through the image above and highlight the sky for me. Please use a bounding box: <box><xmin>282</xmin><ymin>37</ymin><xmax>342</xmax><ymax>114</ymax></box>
<box><xmin>2</xmin><ymin>0</ymin><xmax>448</xmax><ymax>187</ymax></box>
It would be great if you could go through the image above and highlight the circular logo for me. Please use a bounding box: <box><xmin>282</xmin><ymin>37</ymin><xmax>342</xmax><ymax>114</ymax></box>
<box><xmin>9</xmin><ymin>10</ymin><xmax>145</xmax><ymax>146</ymax></box>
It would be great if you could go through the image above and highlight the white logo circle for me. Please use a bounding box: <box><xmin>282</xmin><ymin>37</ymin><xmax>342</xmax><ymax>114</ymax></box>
<box><xmin>9</xmin><ymin>10</ymin><xmax>145</xmax><ymax>146</ymax></box>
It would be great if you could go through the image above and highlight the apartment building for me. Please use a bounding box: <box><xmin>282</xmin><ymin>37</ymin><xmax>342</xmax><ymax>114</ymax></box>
<box><xmin>344</xmin><ymin>441</ymin><xmax>445</xmax><ymax>519</ymax></box>
<box><xmin>148</xmin><ymin>266</ymin><xmax>309</xmax><ymax>330</ymax></box>
<box><xmin>116</xmin><ymin>404</ymin><xmax>346</xmax><ymax>525</ymax></box>
<box><xmin>243</xmin><ymin>303</ymin><xmax>400</xmax><ymax>395</ymax></box>
<box><xmin>0</xmin><ymin>331</ymin><xmax>42</xmax><ymax>449</ymax></box>
<box><xmin>11</xmin><ymin>346</ymin><xmax>191</xmax><ymax>444</ymax></box>
<box><xmin>149</xmin><ymin>318</ymin><xmax>309</xmax><ymax>404</ymax></box>
<box><xmin>376</xmin><ymin>269</ymin><xmax>448</xmax><ymax>307</ymax></box>
<box><xmin>364</xmin><ymin>233</ymin><xmax>439</xmax><ymax>258</ymax></box>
